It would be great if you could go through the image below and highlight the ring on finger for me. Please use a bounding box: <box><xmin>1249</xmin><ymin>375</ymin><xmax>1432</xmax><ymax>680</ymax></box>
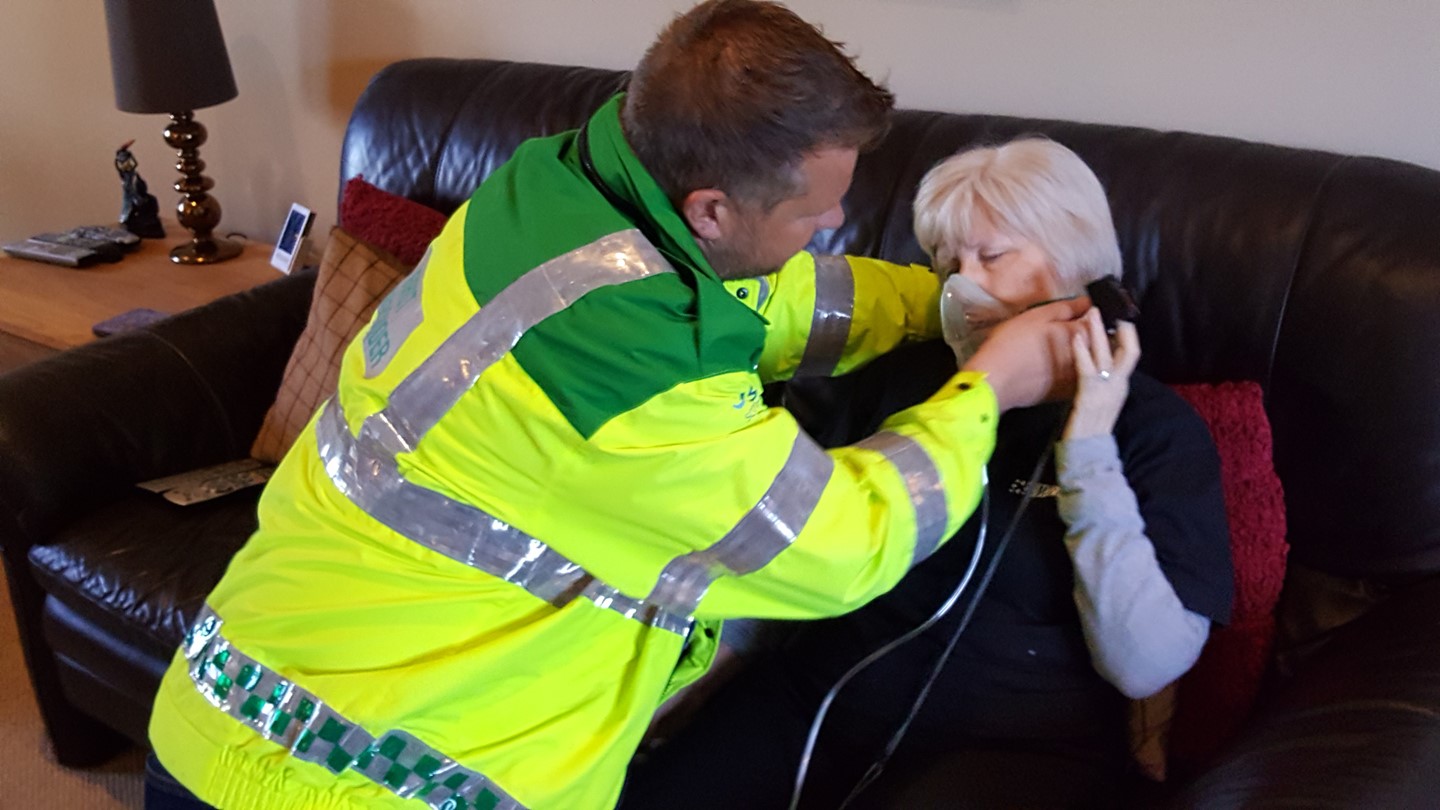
<box><xmin>1098</xmin><ymin>369</ymin><xmax>1112</xmax><ymax>381</ymax></box>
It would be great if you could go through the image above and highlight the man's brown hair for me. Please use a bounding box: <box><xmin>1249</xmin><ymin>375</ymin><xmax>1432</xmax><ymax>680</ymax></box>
<box><xmin>623</xmin><ymin>0</ymin><xmax>895</xmax><ymax>210</ymax></box>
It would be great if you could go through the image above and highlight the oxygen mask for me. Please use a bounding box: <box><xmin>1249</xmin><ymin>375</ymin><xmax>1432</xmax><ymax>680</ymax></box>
<box><xmin>938</xmin><ymin>273</ymin><xmax>1022</xmax><ymax>365</ymax></box>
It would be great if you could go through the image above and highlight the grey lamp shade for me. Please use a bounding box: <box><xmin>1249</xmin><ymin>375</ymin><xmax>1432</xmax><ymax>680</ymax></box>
<box><xmin>104</xmin><ymin>0</ymin><xmax>238</xmax><ymax>114</ymax></box>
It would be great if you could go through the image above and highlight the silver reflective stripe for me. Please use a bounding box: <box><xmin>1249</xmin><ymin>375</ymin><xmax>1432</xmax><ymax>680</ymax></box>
<box><xmin>793</xmin><ymin>255</ymin><xmax>855</xmax><ymax>378</ymax></box>
<box><xmin>317</xmin><ymin>401</ymin><xmax>690</xmax><ymax>636</ymax></box>
<box><xmin>755</xmin><ymin>276</ymin><xmax>772</xmax><ymax>310</ymax></box>
<box><xmin>855</xmin><ymin>431</ymin><xmax>949</xmax><ymax>564</ymax></box>
<box><xmin>382</xmin><ymin>229</ymin><xmax>675</xmax><ymax>451</ymax></box>
<box><xmin>317</xmin><ymin>226</ymin><xmax>687</xmax><ymax>634</ymax></box>
<box><xmin>182</xmin><ymin>606</ymin><xmax>527</xmax><ymax>810</ymax></box>
<box><xmin>646</xmin><ymin>432</ymin><xmax>834</xmax><ymax>613</ymax></box>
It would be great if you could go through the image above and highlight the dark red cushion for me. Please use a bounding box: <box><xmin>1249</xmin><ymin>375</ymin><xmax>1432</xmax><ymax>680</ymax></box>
<box><xmin>1167</xmin><ymin>381</ymin><xmax>1289</xmax><ymax>772</ymax></box>
<box><xmin>338</xmin><ymin>176</ymin><xmax>448</xmax><ymax>266</ymax></box>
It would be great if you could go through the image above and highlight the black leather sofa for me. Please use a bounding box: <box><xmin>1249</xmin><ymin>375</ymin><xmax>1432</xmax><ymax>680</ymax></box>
<box><xmin>3</xmin><ymin>58</ymin><xmax>1440</xmax><ymax>807</ymax></box>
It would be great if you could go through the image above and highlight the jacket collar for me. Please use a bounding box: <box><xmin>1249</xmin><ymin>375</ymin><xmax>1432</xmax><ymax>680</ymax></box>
<box><xmin>578</xmin><ymin>95</ymin><xmax>766</xmax><ymax>362</ymax></box>
<box><xmin>578</xmin><ymin>95</ymin><xmax>719</xmax><ymax>282</ymax></box>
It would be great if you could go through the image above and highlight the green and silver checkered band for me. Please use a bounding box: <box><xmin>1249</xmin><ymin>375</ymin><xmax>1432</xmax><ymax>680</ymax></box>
<box><xmin>183</xmin><ymin>606</ymin><xmax>527</xmax><ymax>810</ymax></box>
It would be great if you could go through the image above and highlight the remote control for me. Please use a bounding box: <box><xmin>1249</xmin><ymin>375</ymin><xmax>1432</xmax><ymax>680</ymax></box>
<box><xmin>2</xmin><ymin>238</ymin><xmax>101</xmax><ymax>268</ymax></box>
<box><xmin>73</xmin><ymin>225</ymin><xmax>142</xmax><ymax>251</ymax></box>
<box><xmin>31</xmin><ymin>232</ymin><xmax>125</xmax><ymax>263</ymax></box>
<box><xmin>93</xmin><ymin>307</ymin><xmax>169</xmax><ymax>338</ymax></box>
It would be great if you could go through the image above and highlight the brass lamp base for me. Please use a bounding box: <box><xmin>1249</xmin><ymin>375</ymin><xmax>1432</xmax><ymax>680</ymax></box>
<box><xmin>170</xmin><ymin>236</ymin><xmax>243</xmax><ymax>265</ymax></box>
<box><xmin>164</xmin><ymin>110</ymin><xmax>240</xmax><ymax>265</ymax></box>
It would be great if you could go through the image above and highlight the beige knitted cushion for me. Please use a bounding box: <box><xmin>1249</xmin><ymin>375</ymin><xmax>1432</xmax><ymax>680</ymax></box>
<box><xmin>250</xmin><ymin>227</ymin><xmax>409</xmax><ymax>463</ymax></box>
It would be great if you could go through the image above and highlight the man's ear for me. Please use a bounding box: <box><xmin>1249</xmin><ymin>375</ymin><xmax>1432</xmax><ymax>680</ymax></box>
<box><xmin>680</xmin><ymin>188</ymin><xmax>730</xmax><ymax>241</ymax></box>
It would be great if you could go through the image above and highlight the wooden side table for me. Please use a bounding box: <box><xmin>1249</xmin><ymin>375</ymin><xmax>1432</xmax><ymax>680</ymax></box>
<box><xmin>0</xmin><ymin>223</ymin><xmax>285</xmax><ymax>371</ymax></box>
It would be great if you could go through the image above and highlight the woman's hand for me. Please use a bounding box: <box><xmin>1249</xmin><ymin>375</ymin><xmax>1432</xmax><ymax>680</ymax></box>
<box><xmin>1063</xmin><ymin>308</ymin><xmax>1140</xmax><ymax>440</ymax></box>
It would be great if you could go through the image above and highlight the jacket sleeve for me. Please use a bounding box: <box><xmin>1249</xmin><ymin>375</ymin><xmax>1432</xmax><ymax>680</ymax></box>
<box><xmin>725</xmin><ymin>252</ymin><xmax>942</xmax><ymax>384</ymax></box>
<box><xmin>542</xmin><ymin>368</ymin><xmax>999</xmax><ymax>622</ymax></box>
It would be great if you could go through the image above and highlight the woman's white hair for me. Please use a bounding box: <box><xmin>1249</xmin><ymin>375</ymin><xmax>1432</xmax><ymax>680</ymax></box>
<box><xmin>912</xmin><ymin>137</ymin><xmax>1122</xmax><ymax>293</ymax></box>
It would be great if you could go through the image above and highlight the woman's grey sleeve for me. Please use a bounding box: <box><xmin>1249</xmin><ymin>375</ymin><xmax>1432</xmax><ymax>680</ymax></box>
<box><xmin>1055</xmin><ymin>434</ymin><xmax>1212</xmax><ymax>699</ymax></box>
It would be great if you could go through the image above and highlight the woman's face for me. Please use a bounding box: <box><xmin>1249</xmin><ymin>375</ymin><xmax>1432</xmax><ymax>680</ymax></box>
<box><xmin>947</xmin><ymin>205</ymin><xmax>1065</xmax><ymax>310</ymax></box>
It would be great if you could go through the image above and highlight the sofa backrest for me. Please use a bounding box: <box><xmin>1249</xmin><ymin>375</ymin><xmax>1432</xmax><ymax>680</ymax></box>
<box><xmin>340</xmin><ymin>58</ymin><xmax>1440</xmax><ymax>581</ymax></box>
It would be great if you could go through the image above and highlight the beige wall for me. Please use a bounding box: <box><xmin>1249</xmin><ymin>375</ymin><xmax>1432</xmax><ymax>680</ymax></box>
<box><xmin>3</xmin><ymin>0</ymin><xmax>1437</xmax><ymax>247</ymax></box>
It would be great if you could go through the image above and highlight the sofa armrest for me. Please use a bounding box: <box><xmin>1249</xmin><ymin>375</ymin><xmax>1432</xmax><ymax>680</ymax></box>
<box><xmin>0</xmin><ymin>267</ymin><xmax>315</xmax><ymax>551</ymax></box>
<box><xmin>1164</xmin><ymin>573</ymin><xmax>1440</xmax><ymax>808</ymax></box>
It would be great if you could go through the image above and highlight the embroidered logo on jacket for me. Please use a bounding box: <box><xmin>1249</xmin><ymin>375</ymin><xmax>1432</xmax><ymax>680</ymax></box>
<box><xmin>363</xmin><ymin>248</ymin><xmax>429</xmax><ymax>378</ymax></box>
<box><xmin>733</xmin><ymin>385</ymin><xmax>762</xmax><ymax>420</ymax></box>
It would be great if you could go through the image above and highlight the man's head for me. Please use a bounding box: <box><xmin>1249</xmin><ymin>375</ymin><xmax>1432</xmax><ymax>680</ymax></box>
<box><xmin>623</xmin><ymin>0</ymin><xmax>894</xmax><ymax>278</ymax></box>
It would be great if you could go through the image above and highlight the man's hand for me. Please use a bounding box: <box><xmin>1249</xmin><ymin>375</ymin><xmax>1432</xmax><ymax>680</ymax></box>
<box><xmin>961</xmin><ymin>297</ymin><xmax>1089</xmax><ymax>411</ymax></box>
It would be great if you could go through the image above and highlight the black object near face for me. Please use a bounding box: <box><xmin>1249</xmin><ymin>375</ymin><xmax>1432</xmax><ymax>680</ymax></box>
<box><xmin>1085</xmin><ymin>276</ymin><xmax>1140</xmax><ymax>332</ymax></box>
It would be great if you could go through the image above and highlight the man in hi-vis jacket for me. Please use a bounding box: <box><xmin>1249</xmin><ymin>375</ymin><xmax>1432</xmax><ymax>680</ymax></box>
<box><xmin>146</xmin><ymin>2</ymin><xmax>1088</xmax><ymax>808</ymax></box>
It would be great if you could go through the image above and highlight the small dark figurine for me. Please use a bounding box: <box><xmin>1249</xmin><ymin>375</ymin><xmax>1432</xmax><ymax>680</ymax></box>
<box><xmin>115</xmin><ymin>140</ymin><xmax>166</xmax><ymax>238</ymax></box>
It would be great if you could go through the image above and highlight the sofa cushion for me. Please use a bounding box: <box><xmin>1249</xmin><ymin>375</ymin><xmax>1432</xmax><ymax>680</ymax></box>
<box><xmin>250</xmin><ymin>228</ymin><xmax>411</xmax><ymax>463</ymax></box>
<box><xmin>27</xmin><ymin>488</ymin><xmax>262</xmax><ymax>657</ymax></box>
<box><xmin>1166</xmin><ymin>381</ymin><xmax>1289</xmax><ymax>771</ymax></box>
<box><xmin>339</xmin><ymin>175</ymin><xmax>449</xmax><ymax>265</ymax></box>
<box><xmin>1129</xmin><ymin>381</ymin><xmax>1289</xmax><ymax>779</ymax></box>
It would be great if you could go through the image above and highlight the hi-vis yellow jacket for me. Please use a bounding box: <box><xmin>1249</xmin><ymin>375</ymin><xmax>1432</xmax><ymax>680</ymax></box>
<box><xmin>148</xmin><ymin>95</ymin><xmax>998</xmax><ymax>810</ymax></box>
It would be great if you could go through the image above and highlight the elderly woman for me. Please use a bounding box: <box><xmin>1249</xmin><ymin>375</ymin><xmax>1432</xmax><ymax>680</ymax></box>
<box><xmin>621</xmin><ymin>138</ymin><xmax>1234</xmax><ymax>810</ymax></box>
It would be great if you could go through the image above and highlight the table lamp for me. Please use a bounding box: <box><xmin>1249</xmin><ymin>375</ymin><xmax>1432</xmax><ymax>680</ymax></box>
<box><xmin>103</xmin><ymin>0</ymin><xmax>241</xmax><ymax>264</ymax></box>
